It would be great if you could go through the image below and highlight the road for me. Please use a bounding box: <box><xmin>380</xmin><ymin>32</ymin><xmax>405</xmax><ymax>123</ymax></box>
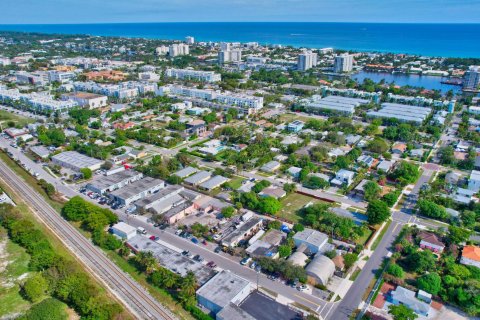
<box><xmin>0</xmin><ymin>160</ymin><xmax>176</xmax><ymax>320</ymax></box>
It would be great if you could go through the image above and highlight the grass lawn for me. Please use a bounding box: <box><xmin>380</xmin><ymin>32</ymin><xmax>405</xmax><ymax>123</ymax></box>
<box><xmin>228</xmin><ymin>176</ymin><xmax>245</xmax><ymax>190</ymax></box>
<box><xmin>278</xmin><ymin>193</ymin><xmax>317</xmax><ymax>223</ymax></box>
<box><xmin>0</xmin><ymin>109</ymin><xmax>34</xmax><ymax>128</ymax></box>
<box><xmin>355</xmin><ymin>228</ymin><xmax>373</xmax><ymax>246</ymax></box>
<box><xmin>278</xmin><ymin>113</ymin><xmax>311</xmax><ymax>123</ymax></box>
<box><xmin>370</xmin><ymin>220</ymin><xmax>392</xmax><ymax>251</ymax></box>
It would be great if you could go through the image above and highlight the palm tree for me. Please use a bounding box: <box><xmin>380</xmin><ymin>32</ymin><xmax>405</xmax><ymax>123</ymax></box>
<box><xmin>180</xmin><ymin>271</ymin><xmax>197</xmax><ymax>297</ymax></box>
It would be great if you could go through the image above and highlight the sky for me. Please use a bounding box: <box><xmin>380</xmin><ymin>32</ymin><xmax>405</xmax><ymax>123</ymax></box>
<box><xmin>1</xmin><ymin>0</ymin><xmax>480</xmax><ymax>24</ymax></box>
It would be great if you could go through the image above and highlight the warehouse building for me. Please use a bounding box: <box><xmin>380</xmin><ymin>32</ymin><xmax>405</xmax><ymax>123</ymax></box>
<box><xmin>196</xmin><ymin>270</ymin><xmax>252</xmax><ymax>315</ymax></box>
<box><xmin>305</xmin><ymin>254</ymin><xmax>335</xmax><ymax>286</ymax></box>
<box><xmin>135</xmin><ymin>185</ymin><xmax>184</xmax><ymax>211</ymax></box>
<box><xmin>110</xmin><ymin>222</ymin><xmax>137</xmax><ymax>240</ymax></box>
<box><xmin>301</xmin><ymin>95</ymin><xmax>369</xmax><ymax>116</ymax></box>
<box><xmin>110</xmin><ymin>177</ymin><xmax>165</xmax><ymax>206</ymax></box>
<box><xmin>367</xmin><ymin>103</ymin><xmax>432</xmax><ymax>123</ymax></box>
<box><xmin>293</xmin><ymin>228</ymin><xmax>329</xmax><ymax>254</ymax></box>
<box><xmin>86</xmin><ymin>170</ymin><xmax>143</xmax><ymax>194</ymax></box>
<box><xmin>51</xmin><ymin>151</ymin><xmax>104</xmax><ymax>172</ymax></box>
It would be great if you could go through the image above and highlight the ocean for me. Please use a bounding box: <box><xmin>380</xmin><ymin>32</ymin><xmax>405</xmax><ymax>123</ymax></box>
<box><xmin>0</xmin><ymin>22</ymin><xmax>479</xmax><ymax>58</ymax></box>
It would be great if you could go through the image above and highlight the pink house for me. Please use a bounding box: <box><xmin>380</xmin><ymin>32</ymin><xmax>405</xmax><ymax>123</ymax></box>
<box><xmin>418</xmin><ymin>232</ymin><xmax>445</xmax><ymax>253</ymax></box>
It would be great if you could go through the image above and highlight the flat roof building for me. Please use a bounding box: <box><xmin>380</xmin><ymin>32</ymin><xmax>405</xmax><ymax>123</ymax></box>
<box><xmin>293</xmin><ymin>228</ymin><xmax>329</xmax><ymax>254</ymax></box>
<box><xmin>196</xmin><ymin>270</ymin><xmax>252</xmax><ymax>315</ymax></box>
<box><xmin>367</xmin><ymin>103</ymin><xmax>432</xmax><ymax>123</ymax></box>
<box><xmin>30</xmin><ymin>145</ymin><xmax>50</xmax><ymax>159</ymax></box>
<box><xmin>86</xmin><ymin>170</ymin><xmax>143</xmax><ymax>194</ymax></box>
<box><xmin>110</xmin><ymin>177</ymin><xmax>165</xmax><ymax>206</ymax></box>
<box><xmin>184</xmin><ymin>170</ymin><xmax>212</xmax><ymax>186</ymax></box>
<box><xmin>51</xmin><ymin>151</ymin><xmax>104</xmax><ymax>172</ymax></box>
<box><xmin>110</xmin><ymin>222</ymin><xmax>137</xmax><ymax>240</ymax></box>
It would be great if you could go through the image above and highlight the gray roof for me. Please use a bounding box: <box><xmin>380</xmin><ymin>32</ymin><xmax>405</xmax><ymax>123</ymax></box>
<box><xmin>305</xmin><ymin>254</ymin><xmax>335</xmax><ymax>285</ymax></box>
<box><xmin>135</xmin><ymin>185</ymin><xmax>184</xmax><ymax>208</ymax></box>
<box><xmin>199</xmin><ymin>175</ymin><xmax>230</xmax><ymax>190</ymax></box>
<box><xmin>87</xmin><ymin>170</ymin><xmax>142</xmax><ymax>192</ymax></box>
<box><xmin>110</xmin><ymin>177</ymin><xmax>164</xmax><ymax>200</ymax></box>
<box><xmin>174</xmin><ymin>166</ymin><xmax>198</xmax><ymax>178</ymax></box>
<box><xmin>196</xmin><ymin>270</ymin><xmax>251</xmax><ymax>309</ymax></box>
<box><xmin>293</xmin><ymin>228</ymin><xmax>328</xmax><ymax>249</ymax></box>
<box><xmin>217</xmin><ymin>303</ymin><xmax>255</xmax><ymax>320</ymax></box>
<box><xmin>391</xmin><ymin>286</ymin><xmax>431</xmax><ymax>316</ymax></box>
<box><xmin>367</xmin><ymin>103</ymin><xmax>432</xmax><ymax>123</ymax></box>
<box><xmin>261</xmin><ymin>160</ymin><xmax>280</xmax><ymax>172</ymax></box>
<box><xmin>52</xmin><ymin>151</ymin><xmax>103</xmax><ymax>169</ymax></box>
<box><xmin>30</xmin><ymin>145</ymin><xmax>50</xmax><ymax>158</ymax></box>
<box><xmin>184</xmin><ymin>170</ymin><xmax>212</xmax><ymax>185</ymax></box>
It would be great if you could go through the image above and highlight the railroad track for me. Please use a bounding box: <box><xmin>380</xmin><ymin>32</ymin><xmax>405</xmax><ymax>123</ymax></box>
<box><xmin>0</xmin><ymin>161</ymin><xmax>176</xmax><ymax>320</ymax></box>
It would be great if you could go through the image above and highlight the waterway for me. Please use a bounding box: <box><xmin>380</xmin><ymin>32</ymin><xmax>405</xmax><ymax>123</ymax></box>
<box><xmin>351</xmin><ymin>71</ymin><xmax>462</xmax><ymax>94</ymax></box>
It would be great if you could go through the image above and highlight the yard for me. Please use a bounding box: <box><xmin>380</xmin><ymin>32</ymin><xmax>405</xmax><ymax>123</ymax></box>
<box><xmin>277</xmin><ymin>193</ymin><xmax>318</xmax><ymax>223</ymax></box>
<box><xmin>0</xmin><ymin>109</ymin><xmax>34</xmax><ymax>128</ymax></box>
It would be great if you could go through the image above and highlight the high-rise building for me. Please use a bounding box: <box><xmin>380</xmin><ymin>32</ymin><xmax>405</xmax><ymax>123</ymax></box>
<box><xmin>169</xmin><ymin>44</ymin><xmax>190</xmax><ymax>57</ymax></box>
<box><xmin>220</xmin><ymin>42</ymin><xmax>231</xmax><ymax>51</ymax></box>
<box><xmin>463</xmin><ymin>66</ymin><xmax>480</xmax><ymax>90</ymax></box>
<box><xmin>297</xmin><ymin>51</ymin><xmax>318</xmax><ymax>71</ymax></box>
<box><xmin>334</xmin><ymin>54</ymin><xmax>354</xmax><ymax>73</ymax></box>
<box><xmin>155</xmin><ymin>46</ymin><xmax>169</xmax><ymax>55</ymax></box>
<box><xmin>185</xmin><ymin>36</ymin><xmax>195</xmax><ymax>45</ymax></box>
<box><xmin>218</xmin><ymin>49</ymin><xmax>242</xmax><ymax>64</ymax></box>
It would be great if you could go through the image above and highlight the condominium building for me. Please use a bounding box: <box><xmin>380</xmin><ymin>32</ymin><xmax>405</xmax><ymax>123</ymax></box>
<box><xmin>169</xmin><ymin>43</ymin><xmax>190</xmax><ymax>57</ymax></box>
<box><xmin>48</xmin><ymin>70</ymin><xmax>76</xmax><ymax>83</ymax></box>
<box><xmin>0</xmin><ymin>88</ymin><xmax>78</xmax><ymax>114</ymax></box>
<box><xmin>463</xmin><ymin>66</ymin><xmax>480</xmax><ymax>90</ymax></box>
<box><xmin>185</xmin><ymin>36</ymin><xmax>195</xmax><ymax>45</ymax></box>
<box><xmin>155</xmin><ymin>46</ymin><xmax>169</xmax><ymax>55</ymax></box>
<box><xmin>165</xmin><ymin>68</ymin><xmax>221</xmax><ymax>82</ymax></box>
<box><xmin>218</xmin><ymin>50</ymin><xmax>242</xmax><ymax>64</ymax></box>
<box><xmin>334</xmin><ymin>54</ymin><xmax>354</xmax><ymax>73</ymax></box>
<box><xmin>297</xmin><ymin>51</ymin><xmax>318</xmax><ymax>71</ymax></box>
<box><xmin>138</xmin><ymin>72</ymin><xmax>160</xmax><ymax>82</ymax></box>
<box><xmin>61</xmin><ymin>92</ymin><xmax>108</xmax><ymax>109</ymax></box>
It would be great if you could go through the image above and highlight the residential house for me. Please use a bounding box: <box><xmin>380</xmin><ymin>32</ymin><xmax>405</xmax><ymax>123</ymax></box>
<box><xmin>460</xmin><ymin>245</ymin><xmax>480</xmax><ymax>268</ymax></box>
<box><xmin>330</xmin><ymin>169</ymin><xmax>355</xmax><ymax>187</ymax></box>
<box><xmin>390</xmin><ymin>286</ymin><xmax>431</xmax><ymax>317</ymax></box>
<box><xmin>418</xmin><ymin>231</ymin><xmax>445</xmax><ymax>253</ymax></box>
<box><xmin>392</xmin><ymin>143</ymin><xmax>407</xmax><ymax>154</ymax></box>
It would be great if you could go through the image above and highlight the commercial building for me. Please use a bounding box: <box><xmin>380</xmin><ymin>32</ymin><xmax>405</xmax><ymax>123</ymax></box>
<box><xmin>110</xmin><ymin>222</ymin><xmax>137</xmax><ymax>240</ymax></box>
<box><xmin>86</xmin><ymin>170</ymin><xmax>143</xmax><ymax>194</ymax></box>
<box><xmin>184</xmin><ymin>171</ymin><xmax>212</xmax><ymax>186</ymax></box>
<box><xmin>300</xmin><ymin>95</ymin><xmax>370</xmax><ymax>116</ymax></box>
<box><xmin>366</xmin><ymin>103</ymin><xmax>432</xmax><ymax>123</ymax></box>
<box><xmin>109</xmin><ymin>177</ymin><xmax>165</xmax><ymax>206</ymax></box>
<box><xmin>293</xmin><ymin>228</ymin><xmax>329</xmax><ymax>254</ymax></box>
<box><xmin>61</xmin><ymin>92</ymin><xmax>108</xmax><ymax>109</ymax></box>
<box><xmin>29</xmin><ymin>145</ymin><xmax>51</xmax><ymax>159</ymax></box>
<box><xmin>297</xmin><ymin>50</ymin><xmax>318</xmax><ymax>71</ymax></box>
<box><xmin>165</xmin><ymin>68</ymin><xmax>221</xmax><ymax>82</ymax></box>
<box><xmin>134</xmin><ymin>185</ymin><xmax>184</xmax><ymax>212</ymax></box>
<box><xmin>305</xmin><ymin>254</ymin><xmax>335</xmax><ymax>286</ymax></box>
<box><xmin>463</xmin><ymin>66</ymin><xmax>480</xmax><ymax>90</ymax></box>
<box><xmin>169</xmin><ymin>43</ymin><xmax>190</xmax><ymax>57</ymax></box>
<box><xmin>334</xmin><ymin>54</ymin><xmax>353</xmax><ymax>73</ymax></box>
<box><xmin>222</xmin><ymin>216</ymin><xmax>264</xmax><ymax>248</ymax></box>
<box><xmin>196</xmin><ymin>270</ymin><xmax>252</xmax><ymax>315</ymax></box>
<box><xmin>52</xmin><ymin>151</ymin><xmax>104</xmax><ymax>172</ymax></box>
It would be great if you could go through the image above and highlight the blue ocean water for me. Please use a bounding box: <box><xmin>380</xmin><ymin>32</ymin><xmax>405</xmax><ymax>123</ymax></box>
<box><xmin>0</xmin><ymin>22</ymin><xmax>479</xmax><ymax>58</ymax></box>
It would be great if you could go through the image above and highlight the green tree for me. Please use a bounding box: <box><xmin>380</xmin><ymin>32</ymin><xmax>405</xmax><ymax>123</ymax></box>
<box><xmin>22</xmin><ymin>273</ymin><xmax>48</xmax><ymax>302</ymax></box>
<box><xmin>343</xmin><ymin>253</ymin><xmax>358</xmax><ymax>270</ymax></box>
<box><xmin>403</xmin><ymin>250</ymin><xmax>436</xmax><ymax>273</ymax></box>
<box><xmin>388</xmin><ymin>304</ymin><xmax>418</xmax><ymax>320</ymax></box>
<box><xmin>283</xmin><ymin>183</ymin><xmax>297</xmax><ymax>194</ymax></box>
<box><xmin>366</xmin><ymin>200</ymin><xmax>390</xmax><ymax>225</ymax></box>
<box><xmin>417</xmin><ymin>272</ymin><xmax>441</xmax><ymax>295</ymax></box>
<box><xmin>80</xmin><ymin>168</ymin><xmax>92</xmax><ymax>179</ymax></box>
<box><xmin>364</xmin><ymin>181</ymin><xmax>381</xmax><ymax>202</ymax></box>
<box><xmin>416</xmin><ymin>199</ymin><xmax>448</xmax><ymax>220</ymax></box>
<box><xmin>19</xmin><ymin>298</ymin><xmax>68</xmax><ymax>320</ymax></box>
<box><xmin>367</xmin><ymin>137</ymin><xmax>389</xmax><ymax>154</ymax></box>
<box><xmin>447</xmin><ymin>225</ymin><xmax>471</xmax><ymax>245</ymax></box>
<box><xmin>221</xmin><ymin>206</ymin><xmax>235</xmax><ymax>218</ymax></box>
<box><xmin>386</xmin><ymin>264</ymin><xmax>404</xmax><ymax>278</ymax></box>
<box><xmin>257</xmin><ymin>197</ymin><xmax>282</xmax><ymax>215</ymax></box>
<box><xmin>278</xmin><ymin>245</ymin><xmax>292</xmax><ymax>258</ymax></box>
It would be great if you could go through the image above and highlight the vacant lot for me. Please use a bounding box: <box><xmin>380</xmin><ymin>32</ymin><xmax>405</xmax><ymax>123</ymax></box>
<box><xmin>0</xmin><ymin>109</ymin><xmax>34</xmax><ymax>128</ymax></box>
<box><xmin>278</xmin><ymin>192</ymin><xmax>318</xmax><ymax>223</ymax></box>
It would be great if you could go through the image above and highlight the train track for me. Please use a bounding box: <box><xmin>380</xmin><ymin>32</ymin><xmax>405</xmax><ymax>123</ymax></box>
<box><xmin>0</xmin><ymin>160</ymin><xmax>176</xmax><ymax>320</ymax></box>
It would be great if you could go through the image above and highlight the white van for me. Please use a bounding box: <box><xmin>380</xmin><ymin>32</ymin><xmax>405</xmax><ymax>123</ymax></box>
<box><xmin>137</xmin><ymin>227</ymin><xmax>147</xmax><ymax>235</ymax></box>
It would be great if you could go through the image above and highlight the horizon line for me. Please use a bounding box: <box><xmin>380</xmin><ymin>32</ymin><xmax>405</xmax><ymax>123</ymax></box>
<box><xmin>1</xmin><ymin>21</ymin><xmax>480</xmax><ymax>26</ymax></box>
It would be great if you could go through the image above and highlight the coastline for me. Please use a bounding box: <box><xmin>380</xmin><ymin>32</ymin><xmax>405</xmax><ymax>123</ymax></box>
<box><xmin>0</xmin><ymin>22</ymin><xmax>479</xmax><ymax>58</ymax></box>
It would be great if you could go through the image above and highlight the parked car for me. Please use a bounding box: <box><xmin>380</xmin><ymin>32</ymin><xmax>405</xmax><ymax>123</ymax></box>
<box><xmin>175</xmin><ymin>229</ymin><xmax>182</xmax><ymax>235</ymax></box>
<box><xmin>202</xmin><ymin>240</ymin><xmax>208</xmax><ymax>245</ymax></box>
<box><xmin>149</xmin><ymin>235</ymin><xmax>156</xmax><ymax>241</ymax></box>
<box><xmin>240</xmin><ymin>257</ymin><xmax>252</xmax><ymax>266</ymax></box>
<box><xmin>191</xmin><ymin>237</ymin><xmax>199</xmax><ymax>244</ymax></box>
<box><xmin>297</xmin><ymin>284</ymin><xmax>308</xmax><ymax>292</ymax></box>
<box><xmin>214</xmin><ymin>246</ymin><xmax>222</xmax><ymax>253</ymax></box>
<box><xmin>182</xmin><ymin>250</ymin><xmax>189</xmax><ymax>256</ymax></box>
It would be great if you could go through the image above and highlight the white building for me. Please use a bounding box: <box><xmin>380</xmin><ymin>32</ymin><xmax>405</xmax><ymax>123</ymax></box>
<box><xmin>0</xmin><ymin>89</ymin><xmax>78</xmax><ymax>114</ymax></box>
<box><xmin>155</xmin><ymin>46</ymin><xmax>169</xmax><ymax>55</ymax></box>
<box><xmin>48</xmin><ymin>70</ymin><xmax>76</xmax><ymax>83</ymax></box>
<box><xmin>169</xmin><ymin>43</ymin><xmax>189</xmax><ymax>57</ymax></box>
<box><xmin>52</xmin><ymin>151</ymin><xmax>104</xmax><ymax>172</ymax></box>
<box><xmin>61</xmin><ymin>92</ymin><xmax>108</xmax><ymax>109</ymax></box>
<box><xmin>165</xmin><ymin>68</ymin><xmax>221</xmax><ymax>82</ymax></box>
<box><xmin>219</xmin><ymin>49</ymin><xmax>242</xmax><ymax>64</ymax></box>
<box><xmin>185</xmin><ymin>36</ymin><xmax>195</xmax><ymax>45</ymax></box>
<box><xmin>0</xmin><ymin>57</ymin><xmax>11</xmax><ymax>66</ymax></box>
<box><xmin>297</xmin><ymin>51</ymin><xmax>318</xmax><ymax>71</ymax></box>
<box><xmin>334</xmin><ymin>54</ymin><xmax>354</xmax><ymax>73</ymax></box>
<box><xmin>138</xmin><ymin>72</ymin><xmax>160</xmax><ymax>82</ymax></box>
<box><xmin>111</xmin><ymin>222</ymin><xmax>137</xmax><ymax>240</ymax></box>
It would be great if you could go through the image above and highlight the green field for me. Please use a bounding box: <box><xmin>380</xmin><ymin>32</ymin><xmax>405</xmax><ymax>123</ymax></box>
<box><xmin>0</xmin><ymin>237</ymin><xmax>32</xmax><ymax>317</ymax></box>
<box><xmin>0</xmin><ymin>109</ymin><xmax>34</xmax><ymax>128</ymax></box>
<box><xmin>278</xmin><ymin>193</ymin><xmax>317</xmax><ymax>223</ymax></box>
<box><xmin>228</xmin><ymin>176</ymin><xmax>245</xmax><ymax>190</ymax></box>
